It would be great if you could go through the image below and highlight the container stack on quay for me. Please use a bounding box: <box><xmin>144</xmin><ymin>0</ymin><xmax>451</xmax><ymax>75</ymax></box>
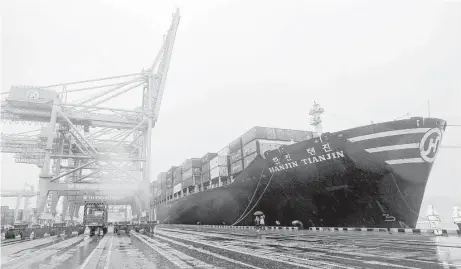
<box><xmin>150</xmin><ymin>126</ymin><xmax>314</xmax><ymax>206</ymax></box>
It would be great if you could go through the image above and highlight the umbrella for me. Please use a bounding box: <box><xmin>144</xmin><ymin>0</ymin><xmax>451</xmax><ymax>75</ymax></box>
<box><xmin>253</xmin><ymin>211</ymin><xmax>264</xmax><ymax>216</ymax></box>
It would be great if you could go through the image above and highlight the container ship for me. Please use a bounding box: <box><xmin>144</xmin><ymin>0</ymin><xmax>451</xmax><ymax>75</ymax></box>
<box><xmin>150</xmin><ymin>104</ymin><xmax>446</xmax><ymax>228</ymax></box>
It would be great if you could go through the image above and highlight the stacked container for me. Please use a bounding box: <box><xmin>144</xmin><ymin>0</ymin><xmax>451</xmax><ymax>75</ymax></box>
<box><xmin>181</xmin><ymin>158</ymin><xmax>202</xmax><ymax>189</ymax></box>
<box><xmin>173</xmin><ymin>167</ymin><xmax>182</xmax><ymax>197</ymax></box>
<box><xmin>241</xmin><ymin>127</ymin><xmax>305</xmax><ymax>169</ymax></box>
<box><xmin>200</xmin><ymin>153</ymin><xmax>217</xmax><ymax>187</ymax></box>
<box><xmin>274</xmin><ymin>128</ymin><xmax>313</xmax><ymax>142</ymax></box>
<box><xmin>241</xmin><ymin>126</ymin><xmax>277</xmax><ymax>145</ymax></box>
<box><xmin>241</xmin><ymin>127</ymin><xmax>270</xmax><ymax>170</ymax></box>
<box><xmin>166</xmin><ymin>166</ymin><xmax>177</xmax><ymax>199</ymax></box>
<box><xmin>229</xmin><ymin>137</ymin><xmax>244</xmax><ymax>176</ymax></box>
<box><xmin>159</xmin><ymin>172</ymin><xmax>167</xmax><ymax>199</ymax></box>
<box><xmin>210</xmin><ymin>155</ymin><xmax>229</xmax><ymax>180</ymax></box>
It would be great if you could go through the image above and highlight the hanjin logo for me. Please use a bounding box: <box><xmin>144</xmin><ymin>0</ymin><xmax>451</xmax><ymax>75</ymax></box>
<box><xmin>419</xmin><ymin>128</ymin><xmax>442</xmax><ymax>163</ymax></box>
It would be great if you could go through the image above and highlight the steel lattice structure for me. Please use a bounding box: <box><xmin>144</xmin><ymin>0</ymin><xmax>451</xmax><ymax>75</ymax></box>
<box><xmin>0</xmin><ymin>9</ymin><xmax>180</xmax><ymax>222</ymax></box>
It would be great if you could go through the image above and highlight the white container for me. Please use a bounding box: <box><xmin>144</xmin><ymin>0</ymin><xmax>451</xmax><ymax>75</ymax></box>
<box><xmin>243</xmin><ymin>152</ymin><xmax>258</xmax><ymax>168</ymax></box>
<box><xmin>230</xmin><ymin>149</ymin><xmax>242</xmax><ymax>163</ymax></box>
<box><xmin>242</xmin><ymin>140</ymin><xmax>258</xmax><ymax>157</ymax></box>
<box><xmin>218</xmin><ymin>146</ymin><xmax>230</xmax><ymax>156</ymax></box>
<box><xmin>182</xmin><ymin>168</ymin><xmax>193</xmax><ymax>180</ymax></box>
<box><xmin>210</xmin><ymin>166</ymin><xmax>229</xmax><ymax>179</ymax></box>
<box><xmin>231</xmin><ymin>160</ymin><xmax>243</xmax><ymax>175</ymax></box>
<box><xmin>259</xmin><ymin>140</ymin><xmax>294</xmax><ymax>158</ymax></box>
<box><xmin>210</xmin><ymin>156</ymin><xmax>229</xmax><ymax>169</ymax></box>
<box><xmin>173</xmin><ymin>183</ymin><xmax>182</xmax><ymax>194</ymax></box>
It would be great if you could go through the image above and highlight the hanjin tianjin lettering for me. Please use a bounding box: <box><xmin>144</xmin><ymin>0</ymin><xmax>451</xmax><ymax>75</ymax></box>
<box><xmin>268</xmin><ymin>142</ymin><xmax>345</xmax><ymax>173</ymax></box>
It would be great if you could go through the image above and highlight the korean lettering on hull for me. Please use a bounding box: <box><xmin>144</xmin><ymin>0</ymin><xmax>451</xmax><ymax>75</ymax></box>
<box><xmin>265</xmin><ymin>138</ymin><xmax>345</xmax><ymax>174</ymax></box>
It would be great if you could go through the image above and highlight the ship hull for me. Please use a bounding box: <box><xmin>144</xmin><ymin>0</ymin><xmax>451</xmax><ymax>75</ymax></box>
<box><xmin>153</xmin><ymin>117</ymin><xmax>446</xmax><ymax>228</ymax></box>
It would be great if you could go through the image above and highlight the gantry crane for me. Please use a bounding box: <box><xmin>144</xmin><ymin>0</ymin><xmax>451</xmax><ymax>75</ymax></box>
<box><xmin>0</xmin><ymin>9</ymin><xmax>180</xmax><ymax>222</ymax></box>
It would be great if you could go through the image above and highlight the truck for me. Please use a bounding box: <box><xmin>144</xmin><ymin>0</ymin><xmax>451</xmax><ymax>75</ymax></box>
<box><xmin>83</xmin><ymin>202</ymin><xmax>108</xmax><ymax>236</ymax></box>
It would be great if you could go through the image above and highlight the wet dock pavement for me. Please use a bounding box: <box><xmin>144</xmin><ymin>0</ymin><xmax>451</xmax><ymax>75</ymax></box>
<box><xmin>1</xmin><ymin>226</ymin><xmax>460</xmax><ymax>268</ymax></box>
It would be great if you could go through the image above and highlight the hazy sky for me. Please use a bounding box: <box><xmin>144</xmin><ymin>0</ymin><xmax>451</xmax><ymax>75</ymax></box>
<box><xmin>1</xmin><ymin>0</ymin><xmax>460</xmax><ymax>223</ymax></box>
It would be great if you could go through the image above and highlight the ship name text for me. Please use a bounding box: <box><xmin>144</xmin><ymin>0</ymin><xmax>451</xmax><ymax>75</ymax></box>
<box><xmin>268</xmin><ymin>143</ymin><xmax>344</xmax><ymax>173</ymax></box>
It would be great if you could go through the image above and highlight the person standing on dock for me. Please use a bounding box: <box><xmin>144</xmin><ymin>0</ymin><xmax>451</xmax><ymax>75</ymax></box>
<box><xmin>254</xmin><ymin>216</ymin><xmax>260</xmax><ymax>227</ymax></box>
<box><xmin>259</xmin><ymin>215</ymin><xmax>266</xmax><ymax>230</ymax></box>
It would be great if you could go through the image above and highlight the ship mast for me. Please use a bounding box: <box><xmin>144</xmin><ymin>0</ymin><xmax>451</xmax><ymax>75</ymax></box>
<box><xmin>309</xmin><ymin>102</ymin><xmax>325</xmax><ymax>137</ymax></box>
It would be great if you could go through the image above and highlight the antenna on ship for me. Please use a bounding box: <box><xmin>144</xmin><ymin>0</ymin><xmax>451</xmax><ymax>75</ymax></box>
<box><xmin>309</xmin><ymin>101</ymin><xmax>325</xmax><ymax>137</ymax></box>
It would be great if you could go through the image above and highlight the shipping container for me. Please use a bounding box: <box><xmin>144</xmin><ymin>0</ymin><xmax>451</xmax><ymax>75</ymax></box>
<box><xmin>218</xmin><ymin>146</ymin><xmax>230</xmax><ymax>156</ymax></box>
<box><xmin>202</xmin><ymin>172</ymin><xmax>211</xmax><ymax>184</ymax></box>
<box><xmin>166</xmin><ymin>178</ymin><xmax>173</xmax><ymax>188</ymax></box>
<box><xmin>230</xmin><ymin>149</ymin><xmax>243</xmax><ymax>163</ymax></box>
<box><xmin>229</xmin><ymin>137</ymin><xmax>242</xmax><ymax>152</ymax></box>
<box><xmin>210</xmin><ymin>155</ymin><xmax>229</xmax><ymax>169</ymax></box>
<box><xmin>201</xmin><ymin>153</ymin><xmax>217</xmax><ymax>164</ymax></box>
<box><xmin>242</xmin><ymin>140</ymin><xmax>258</xmax><ymax>157</ymax></box>
<box><xmin>274</xmin><ymin>128</ymin><xmax>303</xmax><ymax>141</ymax></box>
<box><xmin>192</xmin><ymin>167</ymin><xmax>201</xmax><ymax>177</ymax></box>
<box><xmin>293</xmin><ymin>130</ymin><xmax>314</xmax><ymax>142</ymax></box>
<box><xmin>258</xmin><ymin>140</ymin><xmax>293</xmax><ymax>158</ymax></box>
<box><xmin>173</xmin><ymin>183</ymin><xmax>182</xmax><ymax>194</ymax></box>
<box><xmin>181</xmin><ymin>158</ymin><xmax>201</xmax><ymax>171</ymax></box>
<box><xmin>201</xmin><ymin>162</ymin><xmax>210</xmax><ymax>173</ymax></box>
<box><xmin>194</xmin><ymin>173</ymin><xmax>202</xmax><ymax>186</ymax></box>
<box><xmin>166</xmin><ymin>188</ymin><xmax>173</xmax><ymax>196</ymax></box>
<box><xmin>210</xmin><ymin>166</ymin><xmax>229</xmax><ymax>179</ymax></box>
<box><xmin>244</xmin><ymin>152</ymin><xmax>258</xmax><ymax>168</ymax></box>
<box><xmin>182</xmin><ymin>168</ymin><xmax>193</xmax><ymax>180</ymax></box>
<box><xmin>182</xmin><ymin>177</ymin><xmax>194</xmax><ymax>189</ymax></box>
<box><xmin>241</xmin><ymin>126</ymin><xmax>277</xmax><ymax>145</ymax></box>
<box><xmin>231</xmin><ymin>160</ymin><xmax>244</xmax><ymax>175</ymax></box>
<box><xmin>157</xmin><ymin>172</ymin><xmax>166</xmax><ymax>181</ymax></box>
<box><xmin>173</xmin><ymin>167</ymin><xmax>182</xmax><ymax>183</ymax></box>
